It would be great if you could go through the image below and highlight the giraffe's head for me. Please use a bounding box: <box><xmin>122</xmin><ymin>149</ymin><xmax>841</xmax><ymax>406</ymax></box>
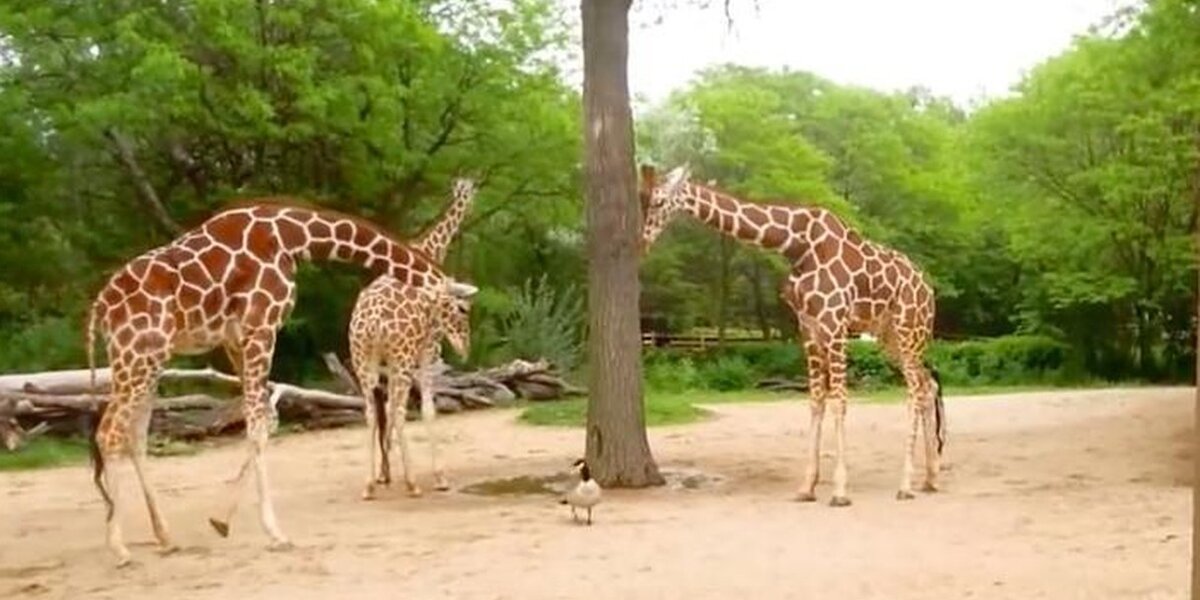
<box><xmin>451</xmin><ymin>177</ymin><xmax>477</xmax><ymax>202</ymax></box>
<box><xmin>438</xmin><ymin>281</ymin><xmax>477</xmax><ymax>359</ymax></box>
<box><xmin>639</xmin><ymin>163</ymin><xmax>691</xmax><ymax>255</ymax></box>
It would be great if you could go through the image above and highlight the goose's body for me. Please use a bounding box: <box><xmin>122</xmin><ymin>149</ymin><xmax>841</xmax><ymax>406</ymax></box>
<box><xmin>560</xmin><ymin>459</ymin><xmax>602</xmax><ymax>525</ymax></box>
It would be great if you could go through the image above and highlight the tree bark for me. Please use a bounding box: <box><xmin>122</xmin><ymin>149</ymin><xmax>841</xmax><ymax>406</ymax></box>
<box><xmin>1192</xmin><ymin>132</ymin><xmax>1200</xmax><ymax>600</ymax></box>
<box><xmin>580</xmin><ymin>0</ymin><xmax>663</xmax><ymax>487</ymax></box>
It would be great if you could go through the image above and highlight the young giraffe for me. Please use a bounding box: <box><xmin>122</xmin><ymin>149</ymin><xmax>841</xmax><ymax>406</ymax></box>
<box><xmin>351</xmin><ymin>177</ymin><xmax>478</xmax><ymax>497</ymax></box>
<box><xmin>85</xmin><ymin>200</ymin><xmax>475</xmax><ymax>566</ymax></box>
<box><xmin>349</xmin><ymin>276</ymin><xmax>474</xmax><ymax>500</ymax></box>
<box><xmin>639</xmin><ymin>164</ymin><xmax>945</xmax><ymax>506</ymax></box>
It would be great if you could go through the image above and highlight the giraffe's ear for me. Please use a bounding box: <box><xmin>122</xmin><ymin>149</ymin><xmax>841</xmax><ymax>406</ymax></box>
<box><xmin>639</xmin><ymin>164</ymin><xmax>657</xmax><ymax>188</ymax></box>
<box><xmin>665</xmin><ymin>163</ymin><xmax>690</xmax><ymax>189</ymax></box>
<box><xmin>446</xmin><ymin>280</ymin><xmax>479</xmax><ymax>298</ymax></box>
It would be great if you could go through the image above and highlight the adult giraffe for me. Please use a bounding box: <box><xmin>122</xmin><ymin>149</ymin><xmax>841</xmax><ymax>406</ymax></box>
<box><xmin>638</xmin><ymin>164</ymin><xmax>945</xmax><ymax>506</ymax></box>
<box><xmin>351</xmin><ymin>177</ymin><xmax>478</xmax><ymax>495</ymax></box>
<box><xmin>85</xmin><ymin>200</ymin><xmax>475</xmax><ymax>566</ymax></box>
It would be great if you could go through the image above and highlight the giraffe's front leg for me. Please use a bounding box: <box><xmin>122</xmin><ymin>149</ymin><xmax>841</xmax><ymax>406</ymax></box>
<box><xmin>361</xmin><ymin>388</ymin><xmax>381</xmax><ymax>500</ymax></box>
<box><xmin>919</xmin><ymin>366</ymin><xmax>942</xmax><ymax>493</ymax></box>
<box><xmin>797</xmin><ymin>340</ymin><xmax>827</xmax><ymax>503</ymax></box>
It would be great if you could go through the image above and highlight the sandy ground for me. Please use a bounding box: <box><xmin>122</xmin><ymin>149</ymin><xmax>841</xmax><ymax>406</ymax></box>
<box><xmin>0</xmin><ymin>387</ymin><xmax>1192</xmax><ymax>600</ymax></box>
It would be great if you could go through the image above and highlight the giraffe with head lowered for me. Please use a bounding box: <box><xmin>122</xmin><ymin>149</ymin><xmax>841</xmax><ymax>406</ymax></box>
<box><xmin>85</xmin><ymin>200</ymin><xmax>476</xmax><ymax>566</ymax></box>
<box><xmin>349</xmin><ymin>178</ymin><xmax>478</xmax><ymax>499</ymax></box>
<box><xmin>639</xmin><ymin>164</ymin><xmax>945</xmax><ymax>507</ymax></box>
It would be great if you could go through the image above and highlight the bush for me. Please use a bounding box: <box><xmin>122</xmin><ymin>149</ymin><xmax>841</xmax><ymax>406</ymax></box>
<box><xmin>495</xmin><ymin>275</ymin><xmax>584</xmax><ymax>372</ymax></box>
<box><xmin>0</xmin><ymin>316</ymin><xmax>85</xmax><ymax>372</ymax></box>
<box><xmin>641</xmin><ymin>334</ymin><xmax>1080</xmax><ymax>392</ymax></box>
<box><xmin>697</xmin><ymin>355</ymin><xmax>756</xmax><ymax>391</ymax></box>
<box><xmin>645</xmin><ymin>356</ymin><xmax>700</xmax><ymax>392</ymax></box>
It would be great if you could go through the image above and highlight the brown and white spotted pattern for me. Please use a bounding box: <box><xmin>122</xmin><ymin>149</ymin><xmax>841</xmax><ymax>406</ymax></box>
<box><xmin>353</xmin><ymin>178</ymin><xmax>477</xmax><ymax>487</ymax></box>
<box><xmin>349</xmin><ymin>277</ymin><xmax>474</xmax><ymax>500</ymax></box>
<box><xmin>85</xmin><ymin>200</ymin><xmax>474</xmax><ymax>566</ymax></box>
<box><xmin>640</xmin><ymin>165</ymin><xmax>944</xmax><ymax>507</ymax></box>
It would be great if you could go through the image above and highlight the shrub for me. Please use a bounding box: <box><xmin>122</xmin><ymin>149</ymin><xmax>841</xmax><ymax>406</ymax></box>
<box><xmin>496</xmin><ymin>275</ymin><xmax>585</xmax><ymax>372</ymax></box>
<box><xmin>0</xmin><ymin>316</ymin><xmax>84</xmax><ymax>372</ymax></box>
<box><xmin>645</xmin><ymin>356</ymin><xmax>700</xmax><ymax>392</ymax></box>
<box><xmin>697</xmin><ymin>355</ymin><xmax>756</xmax><ymax>391</ymax></box>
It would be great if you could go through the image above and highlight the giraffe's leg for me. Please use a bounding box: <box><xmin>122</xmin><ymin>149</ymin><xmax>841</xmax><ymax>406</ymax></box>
<box><xmin>896</xmin><ymin>357</ymin><xmax>925</xmax><ymax>501</ymax></box>
<box><xmin>796</xmin><ymin>337</ymin><xmax>828</xmax><ymax>502</ymax></box>
<box><xmin>919</xmin><ymin>364</ymin><xmax>942</xmax><ymax>492</ymax></box>
<box><xmin>96</xmin><ymin>415</ymin><xmax>133</xmax><ymax>567</ymax></box>
<box><xmin>99</xmin><ymin>347</ymin><xmax>170</xmax><ymax>566</ymax></box>
<box><xmin>825</xmin><ymin>327</ymin><xmax>852</xmax><ymax>507</ymax></box>
<box><xmin>420</xmin><ymin>370</ymin><xmax>450</xmax><ymax>491</ymax></box>
<box><xmin>356</xmin><ymin>367</ymin><xmax>382</xmax><ymax>500</ymax></box>
<box><xmin>387</xmin><ymin>374</ymin><xmax>420</xmax><ymax>497</ymax></box>
<box><xmin>131</xmin><ymin>392</ymin><xmax>177</xmax><ymax>554</ymax></box>
<box><xmin>210</xmin><ymin>330</ymin><xmax>290</xmax><ymax>550</ymax></box>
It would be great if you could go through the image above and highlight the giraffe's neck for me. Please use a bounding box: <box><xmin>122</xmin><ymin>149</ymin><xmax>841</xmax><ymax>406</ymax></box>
<box><xmin>216</xmin><ymin>204</ymin><xmax>447</xmax><ymax>289</ymax></box>
<box><xmin>412</xmin><ymin>192</ymin><xmax>474</xmax><ymax>263</ymax></box>
<box><xmin>679</xmin><ymin>183</ymin><xmax>816</xmax><ymax>257</ymax></box>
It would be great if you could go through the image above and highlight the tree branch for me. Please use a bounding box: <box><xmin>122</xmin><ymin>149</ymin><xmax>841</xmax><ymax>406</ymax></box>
<box><xmin>103</xmin><ymin>128</ymin><xmax>181</xmax><ymax>236</ymax></box>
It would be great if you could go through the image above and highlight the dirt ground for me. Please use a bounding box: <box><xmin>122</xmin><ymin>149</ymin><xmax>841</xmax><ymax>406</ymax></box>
<box><xmin>1</xmin><ymin>387</ymin><xmax>1192</xmax><ymax>599</ymax></box>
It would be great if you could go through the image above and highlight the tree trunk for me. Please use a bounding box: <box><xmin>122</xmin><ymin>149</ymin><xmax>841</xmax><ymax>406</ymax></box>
<box><xmin>1191</xmin><ymin>132</ymin><xmax>1199</xmax><ymax>600</ymax></box>
<box><xmin>580</xmin><ymin>0</ymin><xmax>663</xmax><ymax>488</ymax></box>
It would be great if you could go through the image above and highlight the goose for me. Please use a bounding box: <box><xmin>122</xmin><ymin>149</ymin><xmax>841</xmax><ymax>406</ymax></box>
<box><xmin>560</xmin><ymin>458</ymin><xmax>602</xmax><ymax>525</ymax></box>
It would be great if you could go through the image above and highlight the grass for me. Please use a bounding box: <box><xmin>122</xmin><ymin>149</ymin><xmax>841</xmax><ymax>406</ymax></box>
<box><xmin>0</xmin><ymin>434</ymin><xmax>203</xmax><ymax>472</ymax></box>
<box><xmin>517</xmin><ymin>382</ymin><xmax>1111</xmax><ymax>428</ymax></box>
<box><xmin>0</xmin><ymin>436</ymin><xmax>90</xmax><ymax>471</ymax></box>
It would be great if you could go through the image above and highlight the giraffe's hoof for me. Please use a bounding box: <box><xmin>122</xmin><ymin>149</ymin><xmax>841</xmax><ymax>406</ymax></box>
<box><xmin>114</xmin><ymin>555</ymin><xmax>135</xmax><ymax>569</ymax></box>
<box><xmin>406</xmin><ymin>486</ymin><xmax>424</xmax><ymax>498</ymax></box>
<box><xmin>829</xmin><ymin>496</ymin><xmax>852</xmax><ymax>507</ymax></box>
<box><xmin>267</xmin><ymin>539</ymin><xmax>294</xmax><ymax>553</ymax></box>
<box><xmin>362</xmin><ymin>486</ymin><xmax>377</xmax><ymax>501</ymax></box>
<box><xmin>208</xmin><ymin>519</ymin><xmax>230</xmax><ymax>538</ymax></box>
<box><xmin>434</xmin><ymin>479</ymin><xmax>452</xmax><ymax>492</ymax></box>
<box><xmin>157</xmin><ymin>543</ymin><xmax>180</xmax><ymax>556</ymax></box>
<box><xmin>795</xmin><ymin>492</ymin><xmax>818</xmax><ymax>503</ymax></box>
<box><xmin>896</xmin><ymin>490</ymin><xmax>916</xmax><ymax>501</ymax></box>
<box><xmin>920</xmin><ymin>482</ymin><xmax>939</xmax><ymax>493</ymax></box>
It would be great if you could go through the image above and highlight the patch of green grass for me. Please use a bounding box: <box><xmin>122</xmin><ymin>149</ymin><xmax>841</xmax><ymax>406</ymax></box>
<box><xmin>518</xmin><ymin>383</ymin><xmax>1122</xmax><ymax>428</ymax></box>
<box><xmin>0</xmin><ymin>436</ymin><xmax>90</xmax><ymax>471</ymax></box>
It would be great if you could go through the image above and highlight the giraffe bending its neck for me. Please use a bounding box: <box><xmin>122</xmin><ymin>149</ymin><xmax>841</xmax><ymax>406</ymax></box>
<box><xmin>86</xmin><ymin>201</ymin><xmax>474</xmax><ymax>567</ymax></box>
<box><xmin>353</xmin><ymin>177</ymin><xmax>478</xmax><ymax>492</ymax></box>
<box><xmin>350</xmin><ymin>277</ymin><xmax>475</xmax><ymax>500</ymax></box>
<box><xmin>640</xmin><ymin>164</ymin><xmax>944</xmax><ymax>507</ymax></box>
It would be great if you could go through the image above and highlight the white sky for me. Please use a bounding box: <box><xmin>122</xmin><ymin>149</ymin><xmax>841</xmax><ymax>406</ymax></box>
<box><xmin>612</xmin><ymin>0</ymin><xmax>1129</xmax><ymax>107</ymax></box>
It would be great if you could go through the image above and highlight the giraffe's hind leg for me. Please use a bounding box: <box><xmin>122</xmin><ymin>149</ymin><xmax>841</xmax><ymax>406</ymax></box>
<box><xmin>796</xmin><ymin>336</ymin><xmax>828</xmax><ymax>503</ymax></box>
<box><xmin>98</xmin><ymin>339</ymin><xmax>172</xmax><ymax>566</ymax></box>
<box><xmin>419</xmin><ymin>371</ymin><xmax>450</xmax><ymax>491</ymax></box>
<box><xmin>386</xmin><ymin>373</ymin><xmax>420</xmax><ymax>497</ymax></box>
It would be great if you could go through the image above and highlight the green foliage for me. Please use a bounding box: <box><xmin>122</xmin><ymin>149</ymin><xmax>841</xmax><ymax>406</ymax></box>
<box><xmin>519</xmin><ymin>393</ymin><xmax>711</xmax><ymax>428</ymax></box>
<box><xmin>696</xmin><ymin>355</ymin><xmax>756</xmax><ymax>391</ymax></box>
<box><xmin>0</xmin><ymin>437</ymin><xmax>90</xmax><ymax>471</ymax></box>
<box><xmin>0</xmin><ymin>0</ymin><xmax>582</xmax><ymax>379</ymax></box>
<box><xmin>641</xmin><ymin>334</ymin><xmax>1086</xmax><ymax>392</ymax></box>
<box><xmin>495</xmin><ymin>275</ymin><xmax>585</xmax><ymax>372</ymax></box>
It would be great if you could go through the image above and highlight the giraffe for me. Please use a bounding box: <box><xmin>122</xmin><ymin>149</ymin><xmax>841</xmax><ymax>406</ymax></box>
<box><xmin>349</xmin><ymin>275</ymin><xmax>474</xmax><ymax>500</ymax></box>
<box><xmin>350</xmin><ymin>176</ymin><xmax>475</xmax><ymax>496</ymax></box>
<box><xmin>356</xmin><ymin>177</ymin><xmax>477</xmax><ymax>488</ymax></box>
<box><xmin>638</xmin><ymin>164</ymin><xmax>945</xmax><ymax>507</ymax></box>
<box><xmin>84</xmin><ymin>200</ymin><xmax>476</xmax><ymax>567</ymax></box>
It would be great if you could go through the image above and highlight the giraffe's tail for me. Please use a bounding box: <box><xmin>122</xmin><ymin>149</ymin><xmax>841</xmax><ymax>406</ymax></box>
<box><xmin>927</xmin><ymin>363</ymin><xmax>946</xmax><ymax>455</ymax></box>
<box><xmin>85</xmin><ymin>300</ymin><xmax>114</xmax><ymax>521</ymax></box>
